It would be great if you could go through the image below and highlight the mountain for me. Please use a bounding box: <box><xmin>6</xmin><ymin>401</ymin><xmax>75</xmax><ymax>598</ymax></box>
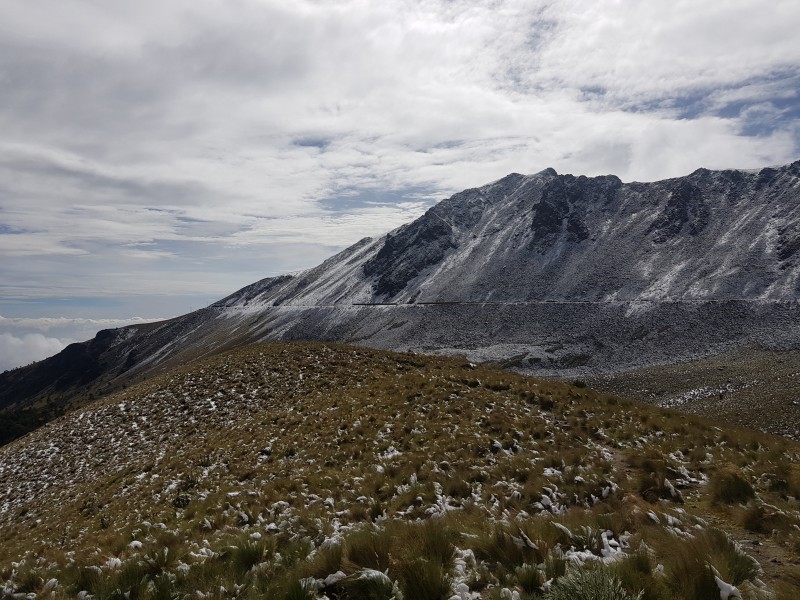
<box><xmin>3</xmin><ymin>162</ymin><xmax>800</xmax><ymax>436</ymax></box>
<box><xmin>1</xmin><ymin>342</ymin><xmax>799</xmax><ymax>598</ymax></box>
<box><xmin>218</xmin><ymin>164</ymin><xmax>800</xmax><ymax>306</ymax></box>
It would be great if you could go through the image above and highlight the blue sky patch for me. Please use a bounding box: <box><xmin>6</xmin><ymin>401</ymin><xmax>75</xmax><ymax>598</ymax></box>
<box><xmin>319</xmin><ymin>186</ymin><xmax>436</xmax><ymax>212</ymax></box>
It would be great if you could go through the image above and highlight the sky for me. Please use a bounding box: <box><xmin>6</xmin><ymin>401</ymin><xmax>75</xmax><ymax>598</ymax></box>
<box><xmin>1</xmin><ymin>0</ymin><xmax>799</xmax><ymax>371</ymax></box>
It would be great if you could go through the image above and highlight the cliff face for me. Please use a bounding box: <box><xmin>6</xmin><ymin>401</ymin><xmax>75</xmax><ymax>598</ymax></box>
<box><xmin>3</xmin><ymin>162</ymin><xmax>800</xmax><ymax>423</ymax></box>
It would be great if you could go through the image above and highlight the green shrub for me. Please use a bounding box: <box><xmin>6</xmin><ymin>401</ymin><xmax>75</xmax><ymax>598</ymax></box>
<box><xmin>545</xmin><ymin>567</ymin><xmax>642</xmax><ymax>600</ymax></box>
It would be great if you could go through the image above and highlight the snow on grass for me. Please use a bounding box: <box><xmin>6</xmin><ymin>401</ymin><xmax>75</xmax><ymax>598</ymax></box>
<box><xmin>0</xmin><ymin>343</ymin><xmax>798</xmax><ymax>598</ymax></box>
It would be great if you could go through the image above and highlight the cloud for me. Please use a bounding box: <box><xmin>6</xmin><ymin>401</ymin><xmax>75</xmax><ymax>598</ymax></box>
<box><xmin>534</xmin><ymin>1</ymin><xmax>800</xmax><ymax>103</ymax></box>
<box><xmin>0</xmin><ymin>315</ymin><xmax>170</xmax><ymax>371</ymax></box>
<box><xmin>0</xmin><ymin>315</ymin><xmax>164</xmax><ymax>332</ymax></box>
<box><xmin>1</xmin><ymin>0</ymin><xmax>798</xmax><ymax>318</ymax></box>
<box><xmin>0</xmin><ymin>332</ymin><xmax>66</xmax><ymax>372</ymax></box>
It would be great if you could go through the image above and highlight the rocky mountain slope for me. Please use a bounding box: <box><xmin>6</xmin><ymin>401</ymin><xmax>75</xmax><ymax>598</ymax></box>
<box><xmin>3</xmin><ymin>162</ymin><xmax>800</xmax><ymax>436</ymax></box>
<box><xmin>219</xmin><ymin>164</ymin><xmax>800</xmax><ymax>306</ymax></box>
<box><xmin>1</xmin><ymin>343</ymin><xmax>799</xmax><ymax>598</ymax></box>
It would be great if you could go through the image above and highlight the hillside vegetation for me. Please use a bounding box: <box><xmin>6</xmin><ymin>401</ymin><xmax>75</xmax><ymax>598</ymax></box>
<box><xmin>585</xmin><ymin>346</ymin><xmax>800</xmax><ymax>440</ymax></box>
<box><xmin>1</xmin><ymin>343</ymin><xmax>799</xmax><ymax>599</ymax></box>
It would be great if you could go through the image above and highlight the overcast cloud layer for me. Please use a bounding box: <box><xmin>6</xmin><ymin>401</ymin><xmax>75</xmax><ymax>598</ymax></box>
<box><xmin>1</xmin><ymin>0</ymin><xmax>799</xmax><ymax>369</ymax></box>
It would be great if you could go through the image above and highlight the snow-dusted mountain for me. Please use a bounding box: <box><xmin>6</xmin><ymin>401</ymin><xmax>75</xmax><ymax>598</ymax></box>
<box><xmin>3</xmin><ymin>161</ymin><xmax>800</xmax><ymax>421</ymax></box>
<box><xmin>218</xmin><ymin>164</ymin><xmax>800</xmax><ymax>307</ymax></box>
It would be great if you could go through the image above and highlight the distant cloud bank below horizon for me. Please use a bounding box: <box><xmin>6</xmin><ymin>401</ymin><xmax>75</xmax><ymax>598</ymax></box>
<box><xmin>0</xmin><ymin>315</ymin><xmax>167</xmax><ymax>372</ymax></box>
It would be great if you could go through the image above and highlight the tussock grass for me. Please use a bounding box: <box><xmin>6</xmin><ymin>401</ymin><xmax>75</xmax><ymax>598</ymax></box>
<box><xmin>307</xmin><ymin>543</ymin><xmax>343</xmax><ymax>579</ymax></box>
<box><xmin>344</xmin><ymin>528</ymin><xmax>392</xmax><ymax>573</ymax></box>
<box><xmin>710</xmin><ymin>464</ymin><xmax>756</xmax><ymax>504</ymax></box>
<box><xmin>611</xmin><ymin>550</ymin><xmax>659</xmax><ymax>600</ymax></box>
<box><xmin>394</xmin><ymin>559</ymin><xmax>451</xmax><ymax>600</ymax></box>
<box><xmin>515</xmin><ymin>563</ymin><xmax>544</xmax><ymax>594</ymax></box>
<box><xmin>0</xmin><ymin>342</ymin><xmax>798</xmax><ymax>598</ymax></box>
<box><xmin>647</xmin><ymin>526</ymin><xmax>762</xmax><ymax>599</ymax></box>
<box><xmin>545</xmin><ymin>566</ymin><xmax>643</xmax><ymax>600</ymax></box>
<box><xmin>334</xmin><ymin>569</ymin><xmax>401</xmax><ymax>600</ymax></box>
<box><xmin>229</xmin><ymin>538</ymin><xmax>273</xmax><ymax>575</ymax></box>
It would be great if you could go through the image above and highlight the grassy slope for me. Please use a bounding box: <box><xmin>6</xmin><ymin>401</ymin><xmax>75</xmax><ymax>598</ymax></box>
<box><xmin>584</xmin><ymin>346</ymin><xmax>800</xmax><ymax>440</ymax></box>
<box><xmin>1</xmin><ymin>342</ymin><xmax>799</xmax><ymax>599</ymax></box>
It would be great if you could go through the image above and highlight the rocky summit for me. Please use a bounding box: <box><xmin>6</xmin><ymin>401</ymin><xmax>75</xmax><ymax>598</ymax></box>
<box><xmin>3</xmin><ymin>162</ymin><xmax>800</xmax><ymax>434</ymax></box>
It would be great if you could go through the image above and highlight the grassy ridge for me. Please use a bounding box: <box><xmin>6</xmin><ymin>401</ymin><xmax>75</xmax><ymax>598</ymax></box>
<box><xmin>1</xmin><ymin>343</ymin><xmax>798</xmax><ymax>598</ymax></box>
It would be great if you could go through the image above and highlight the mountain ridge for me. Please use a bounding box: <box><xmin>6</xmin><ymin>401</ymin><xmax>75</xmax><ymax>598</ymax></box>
<box><xmin>3</xmin><ymin>161</ymin><xmax>800</xmax><ymax>439</ymax></box>
<box><xmin>214</xmin><ymin>161</ymin><xmax>800</xmax><ymax>311</ymax></box>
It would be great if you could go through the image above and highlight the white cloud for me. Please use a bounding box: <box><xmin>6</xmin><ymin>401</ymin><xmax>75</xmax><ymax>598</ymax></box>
<box><xmin>0</xmin><ymin>315</ymin><xmax>171</xmax><ymax>371</ymax></box>
<box><xmin>0</xmin><ymin>0</ymin><xmax>798</xmax><ymax>317</ymax></box>
<box><xmin>535</xmin><ymin>1</ymin><xmax>800</xmax><ymax>102</ymax></box>
<box><xmin>0</xmin><ymin>315</ymin><xmax>164</xmax><ymax>332</ymax></box>
<box><xmin>0</xmin><ymin>332</ymin><xmax>66</xmax><ymax>372</ymax></box>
